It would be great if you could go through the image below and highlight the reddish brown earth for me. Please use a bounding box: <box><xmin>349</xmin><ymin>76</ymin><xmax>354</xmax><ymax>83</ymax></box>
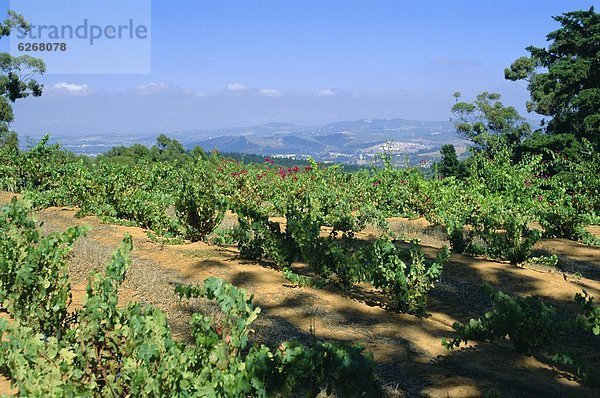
<box><xmin>1</xmin><ymin>191</ymin><xmax>599</xmax><ymax>397</ymax></box>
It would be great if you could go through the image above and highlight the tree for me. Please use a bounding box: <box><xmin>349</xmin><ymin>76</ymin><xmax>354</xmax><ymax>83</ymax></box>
<box><xmin>150</xmin><ymin>134</ymin><xmax>186</xmax><ymax>162</ymax></box>
<box><xmin>190</xmin><ymin>145</ymin><xmax>207</xmax><ymax>159</ymax></box>
<box><xmin>451</xmin><ymin>91</ymin><xmax>531</xmax><ymax>156</ymax></box>
<box><xmin>154</xmin><ymin>134</ymin><xmax>184</xmax><ymax>154</ymax></box>
<box><xmin>437</xmin><ymin>144</ymin><xmax>463</xmax><ymax>178</ymax></box>
<box><xmin>0</xmin><ymin>11</ymin><xmax>46</xmax><ymax>150</ymax></box>
<box><xmin>0</xmin><ymin>129</ymin><xmax>18</xmax><ymax>150</ymax></box>
<box><xmin>101</xmin><ymin>143</ymin><xmax>152</xmax><ymax>165</ymax></box>
<box><xmin>505</xmin><ymin>7</ymin><xmax>600</xmax><ymax>148</ymax></box>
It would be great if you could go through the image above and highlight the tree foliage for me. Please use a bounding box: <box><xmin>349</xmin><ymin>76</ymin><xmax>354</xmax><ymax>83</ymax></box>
<box><xmin>505</xmin><ymin>7</ymin><xmax>600</xmax><ymax>148</ymax></box>
<box><xmin>0</xmin><ymin>11</ymin><xmax>46</xmax><ymax>150</ymax></box>
<box><xmin>437</xmin><ymin>144</ymin><xmax>464</xmax><ymax>178</ymax></box>
<box><xmin>451</xmin><ymin>91</ymin><xmax>531</xmax><ymax>156</ymax></box>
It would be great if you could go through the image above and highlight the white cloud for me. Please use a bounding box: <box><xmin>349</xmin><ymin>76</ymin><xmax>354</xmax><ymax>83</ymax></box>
<box><xmin>135</xmin><ymin>82</ymin><xmax>169</xmax><ymax>94</ymax></box>
<box><xmin>52</xmin><ymin>82</ymin><xmax>92</xmax><ymax>95</ymax></box>
<box><xmin>226</xmin><ymin>83</ymin><xmax>248</xmax><ymax>91</ymax></box>
<box><xmin>181</xmin><ymin>88</ymin><xmax>208</xmax><ymax>97</ymax></box>
<box><xmin>259</xmin><ymin>88</ymin><xmax>282</xmax><ymax>97</ymax></box>
<box><xmin>316</xmin><ymin>88</ymin><xmax>335</xmax><ymax>97</ymax></box>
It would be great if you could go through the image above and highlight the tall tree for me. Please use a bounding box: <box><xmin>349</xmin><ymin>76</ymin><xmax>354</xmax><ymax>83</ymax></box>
<box><xmin>451</xmin><ymin>91</ymin><xmax>531</xmax><ymax>156</ymax></box>
<box><xmin>150</xmin><ymin>134</ymin><xmax>186</xmax><ymax>162</ymax></box>
<box><xmin>437</xmin><ymin>144</ymin><xmax>462</xmax><ymax>178</ymax></box>
<box><xmin>0</xmin><ymin>11</ymin><xmax>46</xmax><ymax>150</ymax></box>
<box><xmin>505</xmin><ymin>7</ymin><xmax>600</xmax><ymax>148</ymax></box>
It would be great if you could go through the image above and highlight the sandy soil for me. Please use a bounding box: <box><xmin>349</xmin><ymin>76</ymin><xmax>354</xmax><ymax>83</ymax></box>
<box><xmin>1</xmin><ymin>191</ymin><xmax>599</xmax><ymax>397</ymax></box>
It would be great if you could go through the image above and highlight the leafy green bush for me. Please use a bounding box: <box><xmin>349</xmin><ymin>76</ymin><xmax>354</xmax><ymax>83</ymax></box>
<box><xmin>552</xmin><ymin>352</ymin><xmax>600</xmax><ymax>388</ymax></box>
<box><xmin>175</xmin><ymin>159</ymin><xmax>228</xmax><ymax>242</ymax></box>
<box><xmin>234</xmin><ymin>205</ymin><xmax>297</xmax><ymax>268</ymax></box>
<box><xmin>427</xmin><ymin>149</ymin><xmax>545</xmax><ymax>263</ymax></box>
<box><xmin>368</xmin><ymin>237</ymin><xmax>448</xmax><ymax>315</ymax></box>
<box><xmin>0</xmin><ymin>198</ymin><xmax>86</xmax><ymax>336</ymax></box>
<box><xmin>0</xmin><ymin>199</ymin><xmax>381</xmax><ymax>396</ymax></box>
<box><xmin>233</xmin><ymin>185</ymin><xmax>448</xmax><ymax>314</ymax></box>
<box><xmin>442</xmin><ymin>285</ymin><xmax>559</xmax><ymax>353</ymax></box>
<box><xmin>548</xmin><ymin>290</ymin><xmax>600</xmax><ymax>387</ymax></box>
<box><xmin>575</xmin><ymin>290</ymin><xmax>600</xmax><ymax>336</ymax></box>
<box><xmin>442</xmin><ymin>286</ymin><xmax>600</xmax><ymax>386</ymax></box>
<box><xmin>281</xmin><ymin>267</ymin><xmax>329</xmax><ymax>289</ymax></box>
<box><xmin>211</xmin><ymin>227</ymin><xmax>239</xmax><ymax>246</ymax></box>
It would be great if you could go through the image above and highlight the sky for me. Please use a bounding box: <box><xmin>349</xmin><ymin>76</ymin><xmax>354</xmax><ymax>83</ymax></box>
<box><xmin>4</xmin><ymin>0</ymin><xmax>599</xmax><ymax>136</ymax></box>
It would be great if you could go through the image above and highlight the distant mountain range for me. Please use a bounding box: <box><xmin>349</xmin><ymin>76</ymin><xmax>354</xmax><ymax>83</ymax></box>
<box><xmin>23</xmin><ymin>118</ymin><xmax>470</xmax><ymax>165</ymax></box>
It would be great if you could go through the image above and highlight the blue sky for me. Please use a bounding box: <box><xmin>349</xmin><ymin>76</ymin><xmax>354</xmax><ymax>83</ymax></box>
<box><xmin>6</xmin><ymin>0</ymin><xmax>599</xmax><ymax>135</ymax></box>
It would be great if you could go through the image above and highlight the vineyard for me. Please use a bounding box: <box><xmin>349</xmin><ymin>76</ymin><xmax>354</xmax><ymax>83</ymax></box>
<box><xmin>1</xmin><ymin>5</ymin><xmax>600</xmax><ymax>398</ymax></box>
<box><xmin>0</xmin><ymin>131</ymin><xmax>599</xmax><ymax>396</ymax></box>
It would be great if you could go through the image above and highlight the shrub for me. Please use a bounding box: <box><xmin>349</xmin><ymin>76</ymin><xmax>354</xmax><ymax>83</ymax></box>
<box><xmin>368</xmin><ymin>237</ymin><xmax>448</xmax><ymax>315</ymax></box>
<box><xmin>442</xmin><ymin>285</ymin><xmax>559</xmax><ymax>353</ymax></box>
<box><xmin>0</xmin><ymin>199</ymin><xmax>381</xmax><ymax>396</ymax></box>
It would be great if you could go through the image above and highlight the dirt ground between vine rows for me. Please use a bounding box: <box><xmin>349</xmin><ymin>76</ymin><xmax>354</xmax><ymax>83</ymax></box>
<box><xmin>1</xmin><ymin>191</ymin><xmax>600</xmax><ymax>397</ymax></box>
